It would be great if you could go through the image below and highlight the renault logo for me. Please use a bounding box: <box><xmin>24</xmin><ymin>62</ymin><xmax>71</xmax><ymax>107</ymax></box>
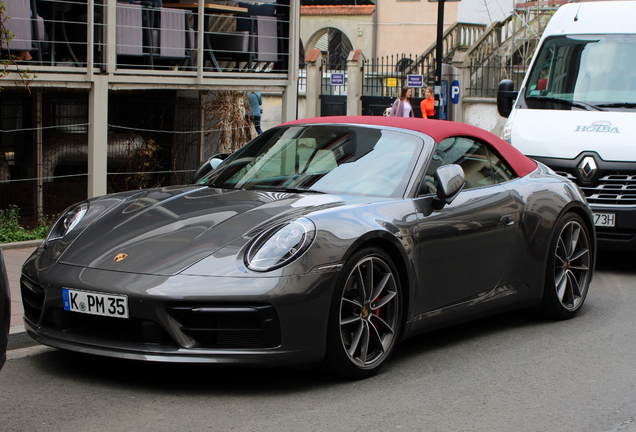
<box><xmin>578</xmin><ymin>156</ymin><xmax>597</xmax><ymax>182</ymax></box>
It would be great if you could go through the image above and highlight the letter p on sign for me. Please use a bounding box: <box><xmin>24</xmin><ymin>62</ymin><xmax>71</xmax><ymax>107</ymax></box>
<box><xmin>450</xmin><ymin>80</ymin><xmax>460</xmax><ymax>104</ymax></box>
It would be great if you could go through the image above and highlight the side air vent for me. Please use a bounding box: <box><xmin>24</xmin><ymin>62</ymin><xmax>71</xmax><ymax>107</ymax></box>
<box><xmin>21</xmin><ymin>276</ymin><xmax>46</xmax><ymax>325</ymax></box>
<box><xmin>166</xmin><ymin>304</ymin><xmax>281</xmax><ymax>349</ymax></box>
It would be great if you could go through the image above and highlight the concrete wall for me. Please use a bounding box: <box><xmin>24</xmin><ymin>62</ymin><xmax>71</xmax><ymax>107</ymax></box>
<box><xmin>375</xmin><ymin>0</ymin><xmax>458</xmax><ymax>59</ymax></box>
<box><xmin>461</xmin><ymin>97</ymin><xmax>506</xmax><ymax>136</ymax></box>
<box><xmin>301</xmin><ymin>1</ymin><xmax>460</xmax><ymax>62</ymax></box>
<box><xmin>261</xmin><ymin>94</ymin><xmax>307</xmax><ymax>132</ymax></box>
<box><xmin>263</xmin><ymin>94</ymin><xmax>505</xmax><ymax>138</ymax></box>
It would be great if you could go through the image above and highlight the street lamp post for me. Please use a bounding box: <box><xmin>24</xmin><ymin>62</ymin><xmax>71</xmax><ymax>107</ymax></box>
<box><xmin>434</xmin><ymin>0</ymin><xmax>445</xmax><ymax>119</ymax></box>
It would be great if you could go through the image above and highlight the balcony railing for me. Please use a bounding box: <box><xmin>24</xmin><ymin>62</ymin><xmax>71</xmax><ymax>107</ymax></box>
<box><xmin>1</xmin><ymin>0</ymin><xmax>292</xmax><ymax>83</ymax></box>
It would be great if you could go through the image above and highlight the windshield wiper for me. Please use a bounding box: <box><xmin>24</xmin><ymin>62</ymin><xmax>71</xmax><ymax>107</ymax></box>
<box><xmin>206</xmin><ymin>183</ymin><xmax>243</xmax><ymax>190</ymax></box>
<box><xmin>595</xmin><ymin>102</ymin><xmax>636</xmax><ymax>109</ymax></box>
<box><xmin>277</xmin><ymin>187</ymin><xmax>325</xmax><ymax>194</ymax></box>
<box><xmin>526</xmin><ymin>96</ymin><xmax>606</xmax><ymax>111</ymax></box>
<box><xmin>249</xmin><ymin>186</ymin><xmax>325</xmax><ymax>194</ymax></box>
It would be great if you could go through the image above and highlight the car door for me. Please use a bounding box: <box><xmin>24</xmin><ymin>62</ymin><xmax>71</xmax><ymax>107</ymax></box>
<box><xmin>413</xmin><ymin>136</ymin><xmax>521</xmax><ymax>315</ymax></box>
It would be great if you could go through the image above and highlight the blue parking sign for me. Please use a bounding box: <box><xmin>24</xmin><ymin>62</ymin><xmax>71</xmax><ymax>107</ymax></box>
<box><xmin>450</xmin><ymin>80</ymin><xmax>460</xmax><ymax>104</ymax></box>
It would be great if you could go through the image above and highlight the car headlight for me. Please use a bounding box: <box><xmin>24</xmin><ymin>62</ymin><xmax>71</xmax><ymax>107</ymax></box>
<box><xmin>245</xmin><ymin>218</ymin><xmax>316</xmax><ymax>272</ymax></box>
<box><xmin>46</xmin><ymin>203</ymin><xmax>89</xmax><ymax>243</ymax></box>
<box><xmin>501</xmin><ymin>108</ymin><xmax>516</xmax><ymax>143</ymax></box>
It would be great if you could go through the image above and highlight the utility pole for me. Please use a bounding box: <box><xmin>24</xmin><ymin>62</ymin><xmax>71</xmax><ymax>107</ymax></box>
<box><xmin>434</xmin><ymin>0</ymin><xmax>445</xmax><ymax>119</ymax></box>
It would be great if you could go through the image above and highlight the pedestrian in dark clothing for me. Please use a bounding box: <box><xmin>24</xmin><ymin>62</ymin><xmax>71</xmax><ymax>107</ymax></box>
<box><xmin>246</xmin><ymin>91</ymin><xmax>263</xmax><ymax>138</ymax></box>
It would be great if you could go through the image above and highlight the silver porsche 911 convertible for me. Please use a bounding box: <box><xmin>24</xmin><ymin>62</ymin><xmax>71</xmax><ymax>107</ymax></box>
<box><xmin>21</xmin><ymin>116</ymin><xmax>595</xmax><ymax>378</ymax></box>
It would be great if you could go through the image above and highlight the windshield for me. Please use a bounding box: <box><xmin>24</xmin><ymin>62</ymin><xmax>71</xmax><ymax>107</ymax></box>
<box><xmin>202</xmin><ymin>125</ymin><xmax>423</xmax><ymax>198</ymax></box>
<box><xmin>524</xmin><ymin>35</ymin><xmax>636</xmax><ymax>109</ymax></box>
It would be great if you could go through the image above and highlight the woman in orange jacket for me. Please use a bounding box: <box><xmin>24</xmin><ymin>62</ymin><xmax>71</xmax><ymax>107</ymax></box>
<box><xmin>420</xmin><ymin>86</ymin><xmax>435</xmax><ymax>119</ymax></box>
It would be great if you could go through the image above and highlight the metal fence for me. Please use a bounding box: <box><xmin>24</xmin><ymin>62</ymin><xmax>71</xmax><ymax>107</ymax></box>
<box><xmin>321</xmin><ymin>54</ymin><xmax>348</xmax><ymax>96</ymax></box>
<box><xmin>0</xmin><ymin>89</ymin><xmax>204</xmax><ymax>220</ymax></box>
<box><xmin>362</xmin><ymin>54</ymin><xmax>435</xmax><ymax>99</ymax></box>
<box><xmin>466</xmin><ymin>54</ymin><xmax>526</xmax><ymax>97</ymax></box>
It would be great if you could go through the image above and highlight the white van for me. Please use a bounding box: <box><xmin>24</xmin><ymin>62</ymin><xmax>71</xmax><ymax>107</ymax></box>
<box><xmin>497</xmin><ymin>0</ymin><xmax>636</xmax><ymax>250</ymax></box>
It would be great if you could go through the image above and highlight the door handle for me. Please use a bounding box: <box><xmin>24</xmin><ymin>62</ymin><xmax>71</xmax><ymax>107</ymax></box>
<box><xmin>500</xmin><ymin>213</ymin><xmax>516</xmax><ymax>226</ymax></box>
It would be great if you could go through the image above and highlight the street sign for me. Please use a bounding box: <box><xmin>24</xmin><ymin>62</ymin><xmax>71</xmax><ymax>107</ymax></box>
<box><xmin>407</xmin><ymin>75</ymin><xmax>423</xmax><ymax>88</ymax></box>
<box><xmin>450</xmin><ymin>79</ymin><xmax>460</xmax><ymax>104</ymax></box>
<box><xmin>387</xmin><ymin>77</ymin><xmax>397</xmax><ymax>87</ymax></box>
<box><xmin>330</xmin><ymin>73</ymin><xmax>344</xmax><ymax>85</ymax></box>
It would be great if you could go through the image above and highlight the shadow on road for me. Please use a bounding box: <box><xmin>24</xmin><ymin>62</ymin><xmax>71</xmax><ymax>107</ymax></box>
<box><xmin>25</xmin><ymin>307</ymin><xmax>554</xmax><ymax>393</ymax></box>
<box><xmin>595</xmin><ymin>249</ymin><xmax>636</xmax><ymax>274</ymax></box>
<box><xmin>21</xmin><ymin>249</ymin><xmax>625</xmax><ymax>392</ymax></box>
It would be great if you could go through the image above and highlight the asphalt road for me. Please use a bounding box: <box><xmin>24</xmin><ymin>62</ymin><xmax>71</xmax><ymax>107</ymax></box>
<box><xmin>1</xmin><ymin>251</ymin><xmax>636</xmax><ymax>432</ymax></box>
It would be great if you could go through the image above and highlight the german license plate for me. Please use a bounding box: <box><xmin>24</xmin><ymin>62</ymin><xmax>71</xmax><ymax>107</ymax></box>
<box><xmin>594</xmin><ymin>212</ymin><xmax>615</xmax><ymax>227</ymax></box>
<box><xmin>63</xmin><ymin>289</ymin><xmax>129</xmax><ymax>319</ymax></box>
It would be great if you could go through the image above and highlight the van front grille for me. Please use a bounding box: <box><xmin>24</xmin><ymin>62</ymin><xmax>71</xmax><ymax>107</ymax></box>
<box><xmin>554</xmin><ymin>170</ymin><xmax>636</xmax><ymax>206</ymax></box>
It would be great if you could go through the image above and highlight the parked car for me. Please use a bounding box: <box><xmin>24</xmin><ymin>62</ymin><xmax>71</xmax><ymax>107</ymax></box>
<box><xmin>1</xmin><ymin>249</ymin><xmax>10</xmax><ymax>371</ymax></box>
<box><xmin>497</xmin><ymin>0</ymin><xmax>636</xmax><ymax>250</ymax></box>
<box><xmin>21</xmin><ymin>116</ymin><xmax>596</xmax><ymax>378</ymax></box>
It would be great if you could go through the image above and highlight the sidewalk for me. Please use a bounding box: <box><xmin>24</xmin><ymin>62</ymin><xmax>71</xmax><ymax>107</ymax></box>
<box><xmin>1</xmin><ymin>240</ymin><xmax>42</xmax><ymax>334</ymax></box>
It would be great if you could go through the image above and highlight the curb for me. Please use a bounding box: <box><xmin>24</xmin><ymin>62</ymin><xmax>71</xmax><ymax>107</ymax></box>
<box><xmin>10</xmin><ymin>325</ymin><xmax>25</xmax><ymax>335</ymax></box>
<box><xmin>6</xmin><ymin>344</ymin><xmax>54</xmax><ymax>361</ymax></box>
<box><xmin>0</xmin><ymin>239</ymin><xmax>43</xmax><ymax>250</ymax></box>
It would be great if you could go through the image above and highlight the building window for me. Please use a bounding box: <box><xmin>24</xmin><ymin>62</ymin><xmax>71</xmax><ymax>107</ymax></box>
<box><xmin>55</xmin><ymin>102</ymin><xmax>88</xmax><ymax>134</ymax></box>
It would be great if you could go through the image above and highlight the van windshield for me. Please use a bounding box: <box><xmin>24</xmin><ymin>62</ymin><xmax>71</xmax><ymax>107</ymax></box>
<box><xmin>525</xmin><ymin>35</ymin><xmax>636</xmax><ymax>110</ymax></box>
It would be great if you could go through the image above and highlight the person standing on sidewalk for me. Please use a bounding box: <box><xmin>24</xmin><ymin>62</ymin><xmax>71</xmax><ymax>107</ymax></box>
<box><xmin>246</xmin><ymin>91</ymin><xmax>263</xmax><ymax>138</ymax></box>
<box><xmin>389</xmin><ymin>87</ymin><xmax>414</xmax><ymax>117</ymax></box>
<box><xmin>420</xmin><ymin>86</ymin><xmax>435</xmax><ymax>119</ymax></box>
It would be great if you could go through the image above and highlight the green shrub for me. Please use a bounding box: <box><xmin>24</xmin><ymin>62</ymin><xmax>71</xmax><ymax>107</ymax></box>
<box><xmin>0</xmin><ymin>205</ymin><xmax>52</xmax><ymax>243</ymax></box>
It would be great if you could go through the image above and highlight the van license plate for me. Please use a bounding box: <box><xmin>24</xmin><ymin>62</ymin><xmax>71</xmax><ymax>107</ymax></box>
<box><xmin>63</xmin><ymin>289</ymin><xmax>129</xmax><ymax>319</ymax></box>
<box><xmin>594</xmin><ymin>213</ymin><xmax>615</xmax><ymax>227</ymax></box>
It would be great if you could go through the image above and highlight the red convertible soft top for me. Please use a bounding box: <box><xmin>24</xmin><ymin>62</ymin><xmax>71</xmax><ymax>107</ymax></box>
<box><xmin>281</xmin><ymin>116</ymin><xmax>538</xmax><ymax>178</ymax></box>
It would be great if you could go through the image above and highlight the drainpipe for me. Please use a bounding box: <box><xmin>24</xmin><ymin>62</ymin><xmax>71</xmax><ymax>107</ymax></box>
<box><xmin>373</xmin><ymin>0</ymin><xmax>378</xmax><ymax>71</ymax></box>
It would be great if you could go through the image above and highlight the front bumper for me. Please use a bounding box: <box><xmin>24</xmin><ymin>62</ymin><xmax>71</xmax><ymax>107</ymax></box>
<box><xmin>588</xmin><ymin>204</ymin><xmax>636</xmax><ymax>251</ymax></box>
<box><xmin>21</xmin><ymin>254</ymin><xmax>339</xmax><ymax>366</ymax></box>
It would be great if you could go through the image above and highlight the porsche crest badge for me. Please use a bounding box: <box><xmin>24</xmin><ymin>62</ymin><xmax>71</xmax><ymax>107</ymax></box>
<box><xmin>114</xmin><ymin>253</ymin><xmax>128</xmax><ymax>263</ymax></box>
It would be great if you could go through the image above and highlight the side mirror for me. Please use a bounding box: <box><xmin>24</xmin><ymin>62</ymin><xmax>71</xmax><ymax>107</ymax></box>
<box><xmin>192</xmin><ymin>153</ymin><xmax>229</xmax><ymax>184</ymax></box>
<box><xmin>497</xmin><ymin>79</ymin><xmax>517</xmax><ymax>118</ymax></box>
<box><xmin>433</xmin><ymin>164</ymin><xmax>465</xmax><ymax>208</ymax></box>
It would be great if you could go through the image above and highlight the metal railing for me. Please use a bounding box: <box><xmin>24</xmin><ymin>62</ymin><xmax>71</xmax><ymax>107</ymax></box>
<box><xmin>363</xmin><ymin>54</ymin><xmax>435</xmax><ymax>99</ymax></box>
<box><xmin>406</xmin><ymin>22</ymin><xmax>487</xmax><ymax>77</ymax></box>
<box><xmin>1</xmin><ymin>0</ymin><xmax>292</xmax><ymax>78</ymax></box>
<box><xmin>464</xmin><ymin>2</ymin><xmax>557</xmax><ymax>96</ymax></box>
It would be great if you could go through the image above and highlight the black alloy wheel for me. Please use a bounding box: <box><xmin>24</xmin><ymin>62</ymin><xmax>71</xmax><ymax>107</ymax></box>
<box><xmin>541</xmin><ymin>212</ymin><xmax>592</xmax><ymax>319</ymax></box>
<box><xmin>323</xmin><ymin>247</ymin><xmax>402</xmax><ymax>379</ymax></box>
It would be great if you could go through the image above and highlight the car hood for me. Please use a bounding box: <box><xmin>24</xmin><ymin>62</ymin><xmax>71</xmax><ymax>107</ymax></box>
<box><xmin>511</xmin><ymin>109</ymin><xmax>636</xmax><ymax>161</ymax></box>
<box><xmin>58</xmin><ymin>186</ymin><xmax>347</xmax><ymax>275</ymax></box>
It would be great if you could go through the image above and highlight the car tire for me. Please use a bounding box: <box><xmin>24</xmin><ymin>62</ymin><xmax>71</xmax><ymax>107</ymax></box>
<box><xmin>541</xmin><ymin>212</ymin><xmax>592</xmax><ymax>319</ymax></box>
<box><xmin>322</xmin><ymin>247</ymin><xmax>402</xmax><ymax>379</ymax></box>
